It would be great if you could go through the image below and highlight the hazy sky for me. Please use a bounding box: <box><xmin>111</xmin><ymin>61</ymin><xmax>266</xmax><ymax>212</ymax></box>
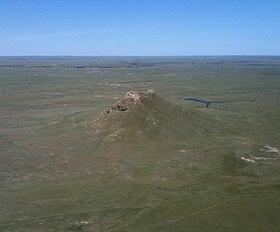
<box><xmin>1</xmin><ymin>0</ymin><xmax>280</xmax><ymax>56</ymax></box>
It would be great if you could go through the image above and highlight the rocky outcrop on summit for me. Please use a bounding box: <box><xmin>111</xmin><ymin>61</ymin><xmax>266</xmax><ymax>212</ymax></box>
<box><xmin>124</xmin><ymin>89</ymin><xmax>155</xmax><ymax>103</ymax></box>
<box><xmin>124</xmin><ymin>91</ymin><xmax>140</xmax><ymax>102</ymax></box>
<box><xmin>105</xmin><ymin>90</ymin><xmax>156</xmax><ymax>114</ymax></box>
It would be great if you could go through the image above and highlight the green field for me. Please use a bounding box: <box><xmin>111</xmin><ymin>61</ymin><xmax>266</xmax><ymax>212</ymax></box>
<box><xmin>0</xmin><ymin>56</ymin><xmax>280</xmax><ymax>231</ymax></box>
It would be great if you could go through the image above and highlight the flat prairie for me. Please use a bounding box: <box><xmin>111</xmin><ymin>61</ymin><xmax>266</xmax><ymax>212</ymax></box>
<box><xmin>0</xmin><ymin>56</ymin><xmax>280</xmax><ymax>231</ymax></box>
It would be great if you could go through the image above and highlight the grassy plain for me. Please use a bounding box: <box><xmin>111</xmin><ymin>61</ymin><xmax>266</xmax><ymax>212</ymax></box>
<box><xmin>0</xmin><ymin>56</ymin><xmax>280</xmax><ymax>231</ymax></box>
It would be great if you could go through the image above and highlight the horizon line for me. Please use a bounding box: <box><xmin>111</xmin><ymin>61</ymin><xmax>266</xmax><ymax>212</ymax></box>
<box><xmin>1</xmin><ymin>55</ymin><xmax>280</xmax><ymax>57</ymax></box>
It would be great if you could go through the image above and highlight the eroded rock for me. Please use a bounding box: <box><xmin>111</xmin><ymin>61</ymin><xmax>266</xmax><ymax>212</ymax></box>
<box><xmin>105</xmin><ymin>90</ymin><xmax>155</xmax><ymax>114</ymax></box>
<box><xmin>124</xmin><ymin>91</ymin><xmax>140</xmax><ymax>102</ymax></box>
<box><xmin>106</xmin><ymin>104</ymin><xmax>127</xmax><ymax>114</ymax></box>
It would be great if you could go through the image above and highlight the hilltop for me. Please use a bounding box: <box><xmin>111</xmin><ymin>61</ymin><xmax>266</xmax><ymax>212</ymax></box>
<box><xmin>91</xmin><ymin>90</ymin><xmax>216</xmax><ymax>145</ymax></box>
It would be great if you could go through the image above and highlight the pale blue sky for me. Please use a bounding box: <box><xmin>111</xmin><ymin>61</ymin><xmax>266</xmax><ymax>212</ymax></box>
<box><xmin>0</xmin><ymin>0</ymin><xmax>279</xmax><ymax>56</ymax></box>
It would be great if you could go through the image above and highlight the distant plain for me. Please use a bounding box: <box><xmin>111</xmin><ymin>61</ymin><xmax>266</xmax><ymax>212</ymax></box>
<box><xmin>0</xmin><ymin>56</ymin><xmax>280</xmax><ymax>231</ymax></box>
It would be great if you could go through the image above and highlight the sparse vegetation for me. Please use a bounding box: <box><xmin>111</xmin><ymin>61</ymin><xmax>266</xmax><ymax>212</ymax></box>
<box><xmin>0</xmin><ymin>57</ymin><xmax>280</xmax><ymax>231</ymax></box>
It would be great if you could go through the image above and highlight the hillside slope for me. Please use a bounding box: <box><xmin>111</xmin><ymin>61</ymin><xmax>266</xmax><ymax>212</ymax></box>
<box><xmin>91</xmin><ymin>90</ymin><xmax>218</xmax><ymax>144</ymax></box>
